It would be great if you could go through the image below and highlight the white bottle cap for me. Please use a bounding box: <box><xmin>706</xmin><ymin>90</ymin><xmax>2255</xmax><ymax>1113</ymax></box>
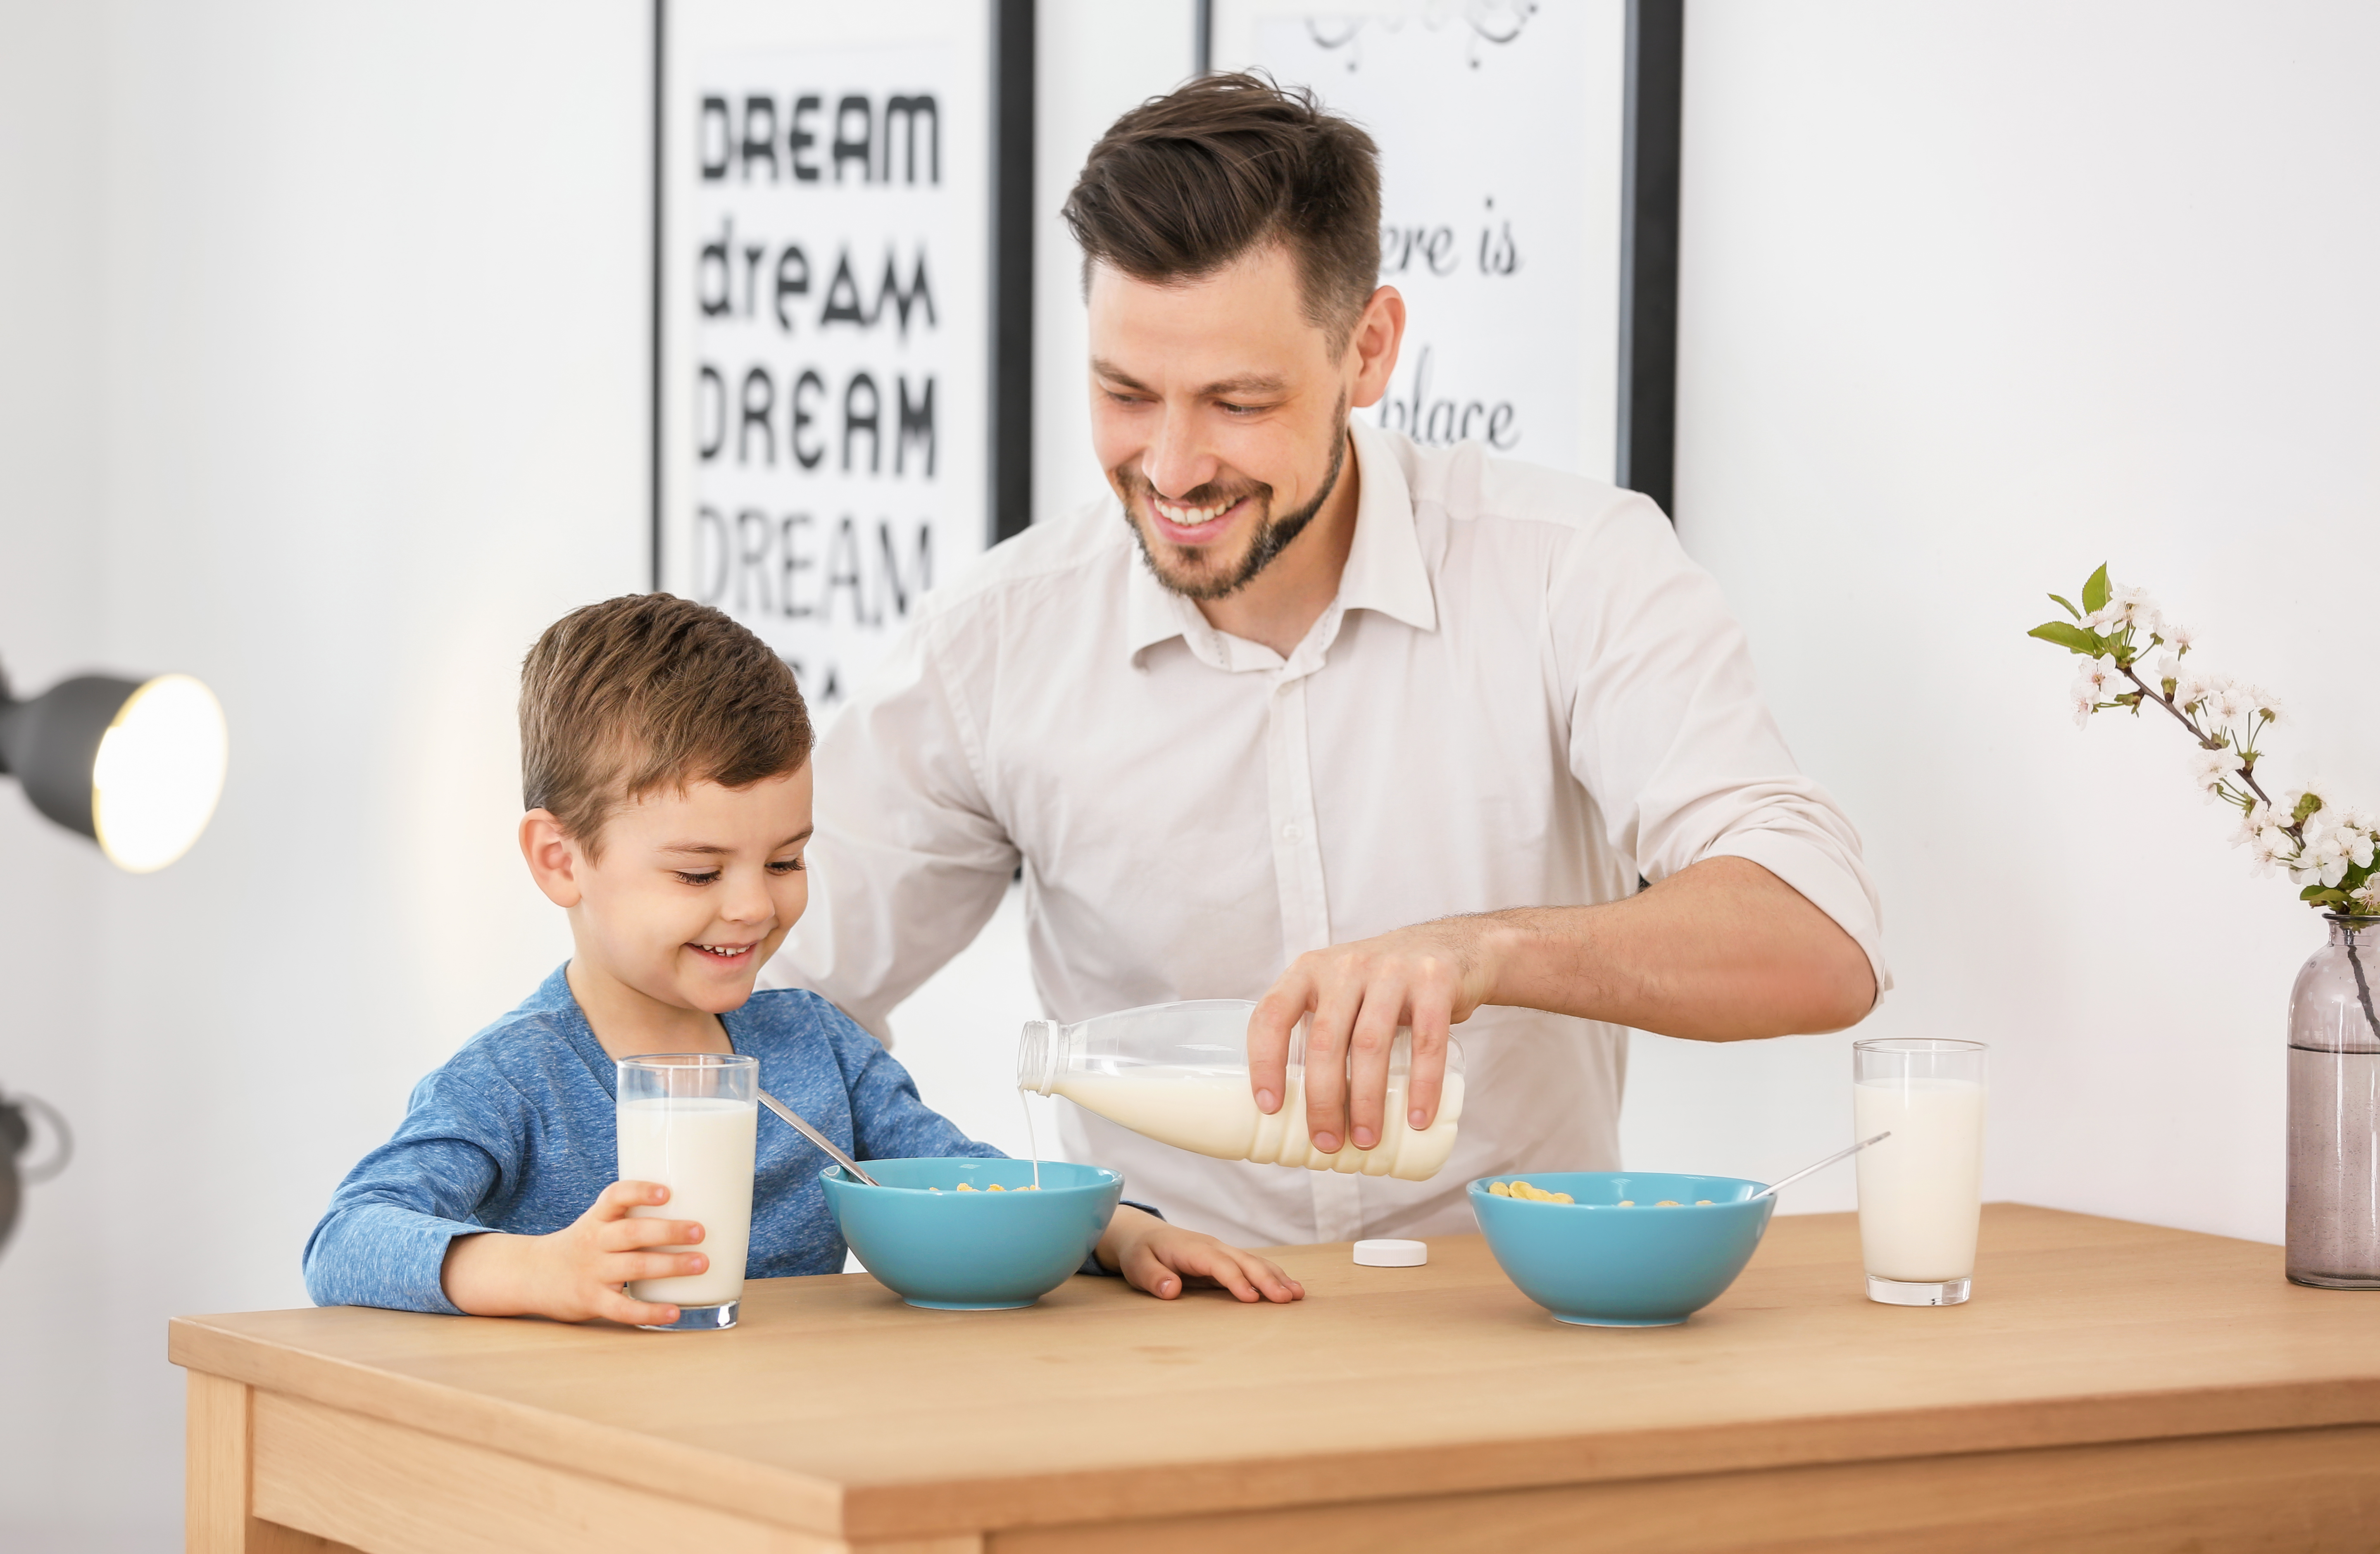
<box><xmin>1353</xmin><ymin>1238</ymin><xmax>1427</xmax><ymax>1267</ymax></box>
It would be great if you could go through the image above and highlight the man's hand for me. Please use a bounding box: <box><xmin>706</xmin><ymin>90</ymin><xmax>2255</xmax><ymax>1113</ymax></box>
<box><xmin>1247</xmin><ymin>857</ymin><xmax>1878</xmax><ymax>1158</ymax></box>
<box><xmin>1247</xmin><ymin>917</ymin><xmax>1499</xmax><ymax>1156</ymax></box>
<box><xmin>441</xmin><ymin>1180</ymin><xmax>709</xmax><ymax>1326</ymax></box>
<box><xmin>1096</xmin><ymin>1205</ymin><xmax>1304</xmax><ymax>1303</ymax></box>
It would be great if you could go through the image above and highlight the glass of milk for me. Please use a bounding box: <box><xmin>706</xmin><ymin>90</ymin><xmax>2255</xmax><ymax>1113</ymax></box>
<box><xmin>616</xmin><ymin>1053</ymin><xmax>758</xmax><ymax>1331</ymax></box>
<box><xmin>1853</xmin><ymin>1038</ymin><xmax>1987</xmax><ymax>1307</ymax></box>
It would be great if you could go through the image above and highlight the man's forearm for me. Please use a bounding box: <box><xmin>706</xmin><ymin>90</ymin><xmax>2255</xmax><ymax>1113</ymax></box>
<box><xmin>1476</xmin><ymin>856</ymin><xmax>1876</xmax><ymax>1040</ymax></box>
<box><xmin>1245</xmin><ymin>855</ymin><xmax>1878</xmax><ymax>1145</ymax></box>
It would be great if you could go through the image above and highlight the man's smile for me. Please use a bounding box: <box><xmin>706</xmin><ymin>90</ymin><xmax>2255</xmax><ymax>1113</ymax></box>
<box><xmin>1148</xmin><ymin>492</ymin><xmax>1252</xmax><ymax>544</ymax></box>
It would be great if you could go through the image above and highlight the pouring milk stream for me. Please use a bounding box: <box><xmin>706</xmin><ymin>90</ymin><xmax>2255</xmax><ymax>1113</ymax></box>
<box><xmin>1018</xmin><ymin>999</ymin><xmax>1465</xmax><ymax>1180</ymax></box>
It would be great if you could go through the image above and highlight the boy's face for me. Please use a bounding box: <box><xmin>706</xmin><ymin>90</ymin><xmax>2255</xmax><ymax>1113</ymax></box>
<box><xmin>525</xmin><ymin>766</ymin><xmax>814</xmax><ymax>1018</ymax></box>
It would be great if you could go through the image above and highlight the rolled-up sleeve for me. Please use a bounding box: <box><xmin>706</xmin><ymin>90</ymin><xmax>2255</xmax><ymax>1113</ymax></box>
<box><xmin>1553</xmin><ymin>497</ymin><xmax>1891</xmax><ymax>998</ymax></box>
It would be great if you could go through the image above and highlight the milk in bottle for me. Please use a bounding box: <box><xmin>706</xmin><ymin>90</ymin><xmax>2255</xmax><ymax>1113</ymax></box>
<box><xmin>1018</xmin><ymin>1000</ymin><xmax>1465</xmax><ymax>1181</ymax></box>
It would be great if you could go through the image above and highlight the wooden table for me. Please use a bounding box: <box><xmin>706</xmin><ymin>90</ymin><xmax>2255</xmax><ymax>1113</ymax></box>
<box><xmin>171</xmin><ymin>1204</ymin><xmax>2380</xmax><ymax>1553</ymax></box>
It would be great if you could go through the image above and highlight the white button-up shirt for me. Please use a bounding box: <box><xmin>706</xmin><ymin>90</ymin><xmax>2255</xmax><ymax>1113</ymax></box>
<box><xmin>766</xmin><ymin>421</ymin><xmax>1888</xmax><ymax>1249</ymax></box>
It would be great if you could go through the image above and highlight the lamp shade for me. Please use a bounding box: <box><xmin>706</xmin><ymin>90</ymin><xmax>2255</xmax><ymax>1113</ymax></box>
<box><xmin>0</xmin><ymin>671</ymin><xmax>228</xmax><ymax>873</ymax></box>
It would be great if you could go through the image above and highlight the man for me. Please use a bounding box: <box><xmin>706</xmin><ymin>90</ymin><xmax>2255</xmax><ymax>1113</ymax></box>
<box><xmin>764</xmin><ymin>75</ymin><xmax>1886</xmax><ymax>1249</ymax></box>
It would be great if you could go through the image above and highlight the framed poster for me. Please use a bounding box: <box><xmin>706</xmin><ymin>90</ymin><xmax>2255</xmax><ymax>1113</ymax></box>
<box><xmin>1203</xmin><ymin>0</ymin><xmax>1681</xmax><ymax>509</ymax></box>
<box><xmin>653</xmin><ymin>0</ymin><xmax>1033</xmax><ymax>714</ymax></box>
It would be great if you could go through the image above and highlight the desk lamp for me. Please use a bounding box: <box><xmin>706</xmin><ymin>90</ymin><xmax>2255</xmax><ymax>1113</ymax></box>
<box><xmin>0</xmin><ymin>655</ymin><xmax>227</xmax><ymax>1255</ymax></box>
<box><xmin>0</xmin><ymin>661</ymin><xmax>227</xmax><ymax>872</ymax></box>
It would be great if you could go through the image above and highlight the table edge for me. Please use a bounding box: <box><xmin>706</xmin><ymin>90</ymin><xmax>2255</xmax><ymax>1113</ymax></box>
<box><xmin>169</xmin><ymin>1315</ymin><xmax>852</xmax><ymax>1537</ymax></box>
<box><xmin>169</xmin><ymin>1312</ymin><xmax>2380</xmax><ymax>1541</ymax></box>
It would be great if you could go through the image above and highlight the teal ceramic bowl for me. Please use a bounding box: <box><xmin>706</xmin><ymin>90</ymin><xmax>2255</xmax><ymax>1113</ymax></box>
<box><xmin>821</xmin><ymin>1157</ymin><xmax>1123</xmax><ymax>1311</ymax></box>
<box><xmin>1470</xmin><ymin>1171</ymin><xmax>1775</xmax><ymax>1327</ymax></box>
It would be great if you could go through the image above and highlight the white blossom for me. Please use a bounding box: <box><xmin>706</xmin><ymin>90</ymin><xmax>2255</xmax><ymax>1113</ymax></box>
<box><xmin>2310</xmin><ymin>831</ymin><xmax>2355</xmax><ymax>888</ymax></box>
<box><xmin>2165</xmin><ymin>621</ymin><xmax>2196</xmax><ymax>652</ymax></box>
<box><xmin>2107</xmin><ymin>585</ymin><xmax>2163</xmax><ymax>638</ymax></box>
<box><xmin>2353</xmin><ymin>884</ymin><xmax>2380</xmax><ymax>915</ymax></box>
<box><xmin>2073</xmin><ymin>661</ymin><xmax>2126</xmax><ymax>703</ymax></box>
<box><xmin>2248</xmin><ymin>686</ymin><xmax>2284</xmax><ymax>725</ymax></box>
<box><xmin>2190</xmin><ymin>745</ymin><xmax>2244</xmax><ymax>797</ymax></box>
<box><xmin>2173</xmin><ymin>668</ymin><xmax>2221</xmax><ymax>715</ymax></box>
<box><xmin>2069</xmin><ymin>686</ymin><xmax>2098</xmax><ymax>728</ymax></box>
<box><xmin>2213</xmin><ymin>682</ymin><xmax>2259</xmax><ymax>726</ymax></box>
<box><xmin>2247</xmin><ymin>827</ymin><xmax>2294</xmax><ymax>878</ymax></box>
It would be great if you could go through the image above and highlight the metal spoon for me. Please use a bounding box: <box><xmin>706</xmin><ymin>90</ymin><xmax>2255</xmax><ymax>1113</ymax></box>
<box><xmin>1749</xmin><ymin>1131</ymin><xmax>1890</xmax><ymax>1200</ymax></box>
<box><xmin>756</xmin><ymin>1086</ymin><xmax>881</xmax><ymax>1186</ymax></box>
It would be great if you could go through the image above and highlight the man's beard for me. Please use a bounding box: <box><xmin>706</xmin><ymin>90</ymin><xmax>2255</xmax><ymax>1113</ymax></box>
<box><xmin>1115</xmin><ymin>399</ymin><xmax>1350</xmax><ymax>602</ymax></box>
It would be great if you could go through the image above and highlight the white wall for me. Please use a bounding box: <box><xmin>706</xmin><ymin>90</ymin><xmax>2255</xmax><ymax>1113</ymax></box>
<box><xmin>1029</xmin><ymin>0</ymin><xmax>1198</xmax><ymax>527</ymax></box>
<box><xmin>1621</xmin><ymin>0</ymin><xmax>2380</xmax><ymax>1234</ymax></box>
<box><xmin>0</xmin><ymin>4</ymin><xmax>650</xmax><ymax>1547</ymax></box>
<box><xmin>8</xmin><ymin>2</ymin><xmax>2379</xmax><ymax>1547</ymax></box>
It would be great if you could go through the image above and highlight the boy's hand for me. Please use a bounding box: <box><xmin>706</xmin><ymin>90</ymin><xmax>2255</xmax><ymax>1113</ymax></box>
<box><xmin>441</xmin><ymin>1180</ymin><xmax>707</xmax><ymax>1326</ymax></box>
<box><xmin>1095</xmin><ymin>1205</ymin><xmax>1304</xmax><ymax>1304</ymax></box>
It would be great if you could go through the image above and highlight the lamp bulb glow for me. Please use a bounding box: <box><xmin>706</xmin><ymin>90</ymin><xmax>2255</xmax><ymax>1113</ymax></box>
<box><xmin>90</xmin><ymin>674</ymin><xmax>228</xmax><ymax>873</ymax></box>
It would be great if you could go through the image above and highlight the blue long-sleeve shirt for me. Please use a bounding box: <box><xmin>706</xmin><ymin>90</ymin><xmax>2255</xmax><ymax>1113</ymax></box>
<box><xmin>303</xmin><ymin>965</ymin><xmax>1004</xmax><ymax>1314</ymax></box>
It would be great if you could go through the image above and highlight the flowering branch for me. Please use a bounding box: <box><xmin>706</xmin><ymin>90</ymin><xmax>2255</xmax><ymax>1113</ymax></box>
<box><xmin>2028</xmin><ymin>564</ymin><xmax>2380</xmax><ymax>916</ymax></box>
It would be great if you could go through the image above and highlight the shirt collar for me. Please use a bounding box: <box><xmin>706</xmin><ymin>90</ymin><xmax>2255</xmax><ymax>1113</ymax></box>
<box><xmin>514</xmin><ymin>962</ymin><xmax>747</xmax><ymax>1089</ymax></box>
<box><xmin>1337</xmin><ymin>418</ymin><xmax>1438</xmax><ymax>635</ymax></box>
<box><xmin>519</xmin><ymin>962</ymin><xmax>581</xmax><ymax>1016</ymax></box>
<box><xmin>1122</xmin><ymin>417</ymin><xmax>1438</xmax><ymax>662</ymax></box>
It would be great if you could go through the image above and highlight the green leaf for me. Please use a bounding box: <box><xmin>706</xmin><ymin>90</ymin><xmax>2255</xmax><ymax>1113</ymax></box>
<box><xmin>2075</xmin><ymin>564</ymin><xmax>2113</xmax><ymax>614</ymax></box>
<box><xmin>2304</xmin><ymin>887</ymin><xmax>2351</xmax><ymax>907</ymax></box>
<box><xmin>2082</xmin><ymin>564</ymin><xmax>2111</xmax><ymax>614</ymax></box>
<box><xmin>2027</xmin><ymin>621</ymin><xmax>2103</xmax><ymax>655</ymax></box>
<box><xmin>2047</xmin><ymin>593</ymin><xmax>2080</xmax><ymax>620</ymax></box>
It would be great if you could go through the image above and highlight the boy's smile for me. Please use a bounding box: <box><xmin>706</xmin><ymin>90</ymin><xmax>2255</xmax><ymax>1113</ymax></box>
<box><xmin>521</xmin><ymin>765</ymin><xmax>815</xmax><ymax>1060</ymax></box>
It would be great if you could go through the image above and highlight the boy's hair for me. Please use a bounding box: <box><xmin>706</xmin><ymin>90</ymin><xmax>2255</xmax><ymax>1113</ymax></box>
<box><xmin>1061</xmin><ymin>71</ymin><xmax>1381</xmax><ymax>348</ymax></box>
<box><xmin>519</xmin><ymin>594</ymin><xmax>811</xmax><ymax>854</ymax></box>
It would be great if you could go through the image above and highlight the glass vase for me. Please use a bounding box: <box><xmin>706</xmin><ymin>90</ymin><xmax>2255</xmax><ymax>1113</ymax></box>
<box><xmin>2287</xmin><ymin>915</ymin><xmax>2380</xmax><ymax>1288</ymax></box>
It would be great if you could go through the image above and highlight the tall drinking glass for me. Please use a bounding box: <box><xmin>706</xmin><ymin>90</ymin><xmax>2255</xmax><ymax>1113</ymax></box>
<box><xmin>1853</xmin><ymin>1038</ymin><xmax>1987</xmax><ymax>1307</ymax></box>
<box><xmin>616</xmin><ymin>1053</ymin><xmax>758</xmax><ymax>1331</ymax></box>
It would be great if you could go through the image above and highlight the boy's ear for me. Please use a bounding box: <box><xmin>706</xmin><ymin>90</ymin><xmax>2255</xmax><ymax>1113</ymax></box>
<box><xmin>519</xmin><ymin>809</ymin><xmax>585</xmax><ymax>908</ymax></box>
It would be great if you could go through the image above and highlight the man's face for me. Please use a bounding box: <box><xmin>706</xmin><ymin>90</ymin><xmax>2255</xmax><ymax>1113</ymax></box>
<box><xmin>1087</xmin><ymin>245</ymin><xmax>1363</xmax><ymax>600</ymax></box>
<box><xmin>564</xmin><ymin>766</ymin><xmax>813</xmax><ymax>1017</ymax></box>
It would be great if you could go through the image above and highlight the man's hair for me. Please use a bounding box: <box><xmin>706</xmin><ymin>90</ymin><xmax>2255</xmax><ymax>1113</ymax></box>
<box><xmin>1062</xmin><ymin>72</ymin><xmax>1380</xmax><ymax>345</ymax></box>
<box><xmin>519</xmin><ymin>593</ymin><xmax>811</xmax><ymax>854</ymax></box>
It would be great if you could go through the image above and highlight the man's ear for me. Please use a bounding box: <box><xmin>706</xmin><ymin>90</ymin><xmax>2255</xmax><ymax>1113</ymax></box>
<box><xmin>520</xmin><ymin>808</ymin><xmax>586</xmax><ymax>908</ymax></box>
<box><xmin>1346</xmin><ymin>284</ymin><xmax>1407</xmax><ymax>411</ymax></box>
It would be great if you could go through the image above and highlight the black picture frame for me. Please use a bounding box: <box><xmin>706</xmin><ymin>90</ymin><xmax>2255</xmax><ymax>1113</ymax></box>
<box><xmin>990</xmin><ymin>0</ymin><xmax>1035</xmax><ymax>544</ymax></box>
<box><xmin>648</xmin><ymin>0</ymin><xmax>1039</xmax><ymax>589</ymax></box>
<box><xmin>1617</xmin><ymin>0</ymin><xmax>1683</xmax><ymax>518</ymax></box>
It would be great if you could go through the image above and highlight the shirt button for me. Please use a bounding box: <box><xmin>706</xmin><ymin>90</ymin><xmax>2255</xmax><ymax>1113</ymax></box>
<box><xmin>1283</xmin><ymin>823</ymin><xmax>1302</xmax><ymax>840</ymax></box>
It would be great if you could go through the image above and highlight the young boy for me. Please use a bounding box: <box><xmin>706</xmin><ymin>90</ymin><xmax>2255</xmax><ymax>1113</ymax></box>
<box><xmin>304</xmin><ymin>594</ymin><xmax>1301</xmax><ymax>1326</ymax></box>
